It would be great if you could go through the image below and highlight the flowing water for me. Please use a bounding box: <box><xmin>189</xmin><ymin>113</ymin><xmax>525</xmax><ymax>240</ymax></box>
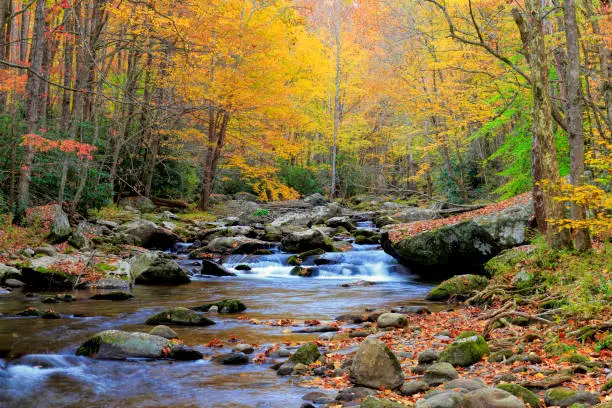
<box><xmin>0</xmin><ymin>226</ymin><xmax>436</xmax><ymax>408</ymax></box>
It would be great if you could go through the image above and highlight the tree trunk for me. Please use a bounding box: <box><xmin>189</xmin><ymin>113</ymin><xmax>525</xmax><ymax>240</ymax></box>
<box><xmin>198</xmin><ymin>110</ymin><xmax>230</xmax><ymax>211</ymax></box>
<box><xmin>525</xmin><ymin>0</ymin><xmax>571</xmax><ymax>249</ymax></box>
<box><xmin>563</xmin><ymin>0</ymin><xmax>591</xmax><ymax>251</ymax></box>
<box><xmin>16</xmin><ymin>0</ymin><xmax>45</xmax><ymax>221</ymax></box>
<box><xmin>330</xmin><ymin>20</ymin><xmax>341</xmax><ymax>199</ymax></box>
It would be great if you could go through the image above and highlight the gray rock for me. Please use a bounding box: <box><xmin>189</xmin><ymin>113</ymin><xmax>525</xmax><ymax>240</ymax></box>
<box><xmin>350</xmin><ymin>337</ymin><xmax>404</xmax><ymax>390</ymax></box>
<box><xmin>311</xmin><ymin>204</ymin><xmax>343</xmax><ymax>224</ymax></box>
<box><xmin>145</xmin><ymin>307</ymin><xmax>214</xmax><ymax>326</ymax></box>
<box><xmin>377</xmin><ymin>313</ymin><xmax>408</xmax><ymax>328</ymax></box>
<box><xmin>462</xmin><ymin>388</ymin><xmax>526</xmax><ymax>408</ymax></box>
<box><xmin>219</xmin><ymin>352</ymin><xmax>249</xmax><ymax>365</ymax></box>
<box><xmin>302</xmin><ymin>391</ymin><xmax>334</xmax><ymax>404</ymax></box>
<box><xmin>415</xmin><ymin>391</ymin><xmax>463</xmax><ymax>408</ymax></box>
<box><xmin>0</xmin><ymin>264</ymin><xmax>21</xmax><ymax>283</ymax></box>
<box><xmin>34</xmin><ymin>245</ymin><xmax>57</xmax><ymax>257</ymax></box>
<box><xmin>149</xmin><ymin>325</ymin><xmax>178</xmax><ymax>339</ymax></box>
<box><xmin>69</xmin><ymin>231</ymin><xmax>89</xmax><ymax>249</ymax></box>
<box><xmin>118</xmin><ymin>196</ymin><xmax>156</xmax><ymax>212</ymax></box>
<box><xmin>422</xmin><ymin>362</ymin><xmax>458</xmax><ymax>386</ymax></box>
<box><xmin>281</xmin><ymin>229</ymin><xmax>331</xmax><ymax>253</ymax></box>
<box><xmin>118</xmin><ymin>220</ymin><xmax>179</xmax><ymax>249</ymax></box>
<box><xmin>304</xmin><ymin>193</ymin><xmax>327</xmax><ymax>207</ymax></box>
<box><xmin>277</xmin><ymin>362</ymin><xmax>296</xmax><ymax>376</ymax></box>
<box><xmin>394</xmin><ymin>208</ymin><xmax>437</xmax><ymax>223</ymax></box>
<box><xmin>391</xmin><ymin>305</ymin><xmax>432</xmax><ymax>314</ymax></box>
<box><xmin>4</xmin><ymin>279</ymin><xmax>25</xmax><ymax>288</ymax></box>
<box><xmin>200</xmin><ymin>259</ymin><xmax>236</xmax><ymax>277</ymax></box>
<box><xmin>544</xmin><ymin>387</ymin><xmax>600</xmax><ymax>407</ymax></box>
<box><xmin>401</xmin><ymin>381</ymin><xmax>430</xmax><ymax>396</ymax></box>
<box><xmin>271</xmin><ymin>212</ymin><xmax>313</xmax><ymax>228</ymax></box>
<box><xmin>443</xmin><ymin>379</ymin><xmax>487</xmax><ymax>392</ymax></box>
<box><xmin>418</xmin><ymin>349</ymin><xmax>439</xmax><ymax>365</ymax></box>
<box><xmin>130</xmin><ymin>251</ymin><xmax>190</xmax><ymax>285</ymax></box>
<box><xmin>50</xmin><ymin>206</ymin><xmax>72</xmax><ymax>241</ymax></box>
<box><xmin>232</xmin><ymin>344</ymin><xmax>255</xmax><ymax>354</ymax></box>
<box><xmin>335</xmin><ymin>386</ymin><xmax>376</xmax><ymax>402</ymax></box>
<box><xmin>206</xmin><ymin>236</ymin><xmax>272</xmax><ymax>254</ymax></box>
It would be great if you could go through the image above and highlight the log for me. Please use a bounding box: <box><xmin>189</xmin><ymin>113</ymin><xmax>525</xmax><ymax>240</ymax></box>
<box><xmin>152</xmin><ymin>197</ymin><xmax>189</xmax><ymax>209</ymax></box>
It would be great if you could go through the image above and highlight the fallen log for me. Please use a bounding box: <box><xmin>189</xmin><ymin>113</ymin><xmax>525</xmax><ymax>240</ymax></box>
<box><xmin>152</xmin><ymin>197</ymin><xmax>189</xmax><ymax>209</ymax></box>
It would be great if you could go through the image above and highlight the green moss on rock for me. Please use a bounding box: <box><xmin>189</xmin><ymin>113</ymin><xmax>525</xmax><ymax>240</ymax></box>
<box><xmin>484</xmin><ymin>248</ymin><xmax>530</xmax><ymax>276</ymax></box>
<box><xmin>496</xmin><ymin>383</ymin><xmax>543</xmax><ymax>407</ymax></box>
<box><xmin>360</xmin><ymin>396</ymin><xmax>409</xmax><ymax>408</ymax></box>
<box><xmin>439</xmin><ymin>334</ymin><xmax>489</xmax><ymax>367</ymax></box>
<box><xmin>145</xmin><ymin>307</ymin><xmax>215</xmax><ymax>326</ymax></box>
<box><xmin>192</xmin><ymin>299</ymin><xmax>246</xmax><ymax>313</ymax></box>
<box><xmin>289</xmin><ymin>342</ymin><xmax>321</xmax><ymax>365</ymax></box>
<box><xmin>425</xmin><ymin>274</ymin><xmax>489</xmax><ymax>301</ymax></box>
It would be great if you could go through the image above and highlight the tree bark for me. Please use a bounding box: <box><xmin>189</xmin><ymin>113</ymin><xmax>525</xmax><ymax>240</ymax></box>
<box><xmin>563</xmin><ymin>0</ymin><xmax>591</xmax><ymax>251</ymax></box>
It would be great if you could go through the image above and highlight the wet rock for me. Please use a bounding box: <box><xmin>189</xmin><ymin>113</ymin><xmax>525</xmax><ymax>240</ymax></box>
<box><xmin>350</xmin><ymin>330</ymin><xmax>370</xmax><ymax>338</ymax></box>
<box><xmin>76</xmin><ymin>329</ymin><xmax>191</xmax><ymax>360</ymax></box>
<box><xmin>462</xmin><ymin>388</ymin><xmax>526</xmax><ymax>408</ymax></box>
<box><xmin>422</xmin><ymin>362</ymin><xmax>458</xmax><ymax>386</ymax></box>
<box><xmin>200</xmin><ymin>259</ymin><xmax>236</xmax><ymax>277</ymax></box>
<box><xmin>289</xmin><ymin>343</ymin><xmax>321</xmax><ymax>365</ymax></box>
<box><xmin>145</xmin><ymin>307</ymin><xmax>215</xmax><ymax>326</ymax></box>
<box><xmin>293</xmin><ymin>363</ymin><xmax>308</xmax><ymax>374</ymax></box>
<box><xmin>311</xmin><ymin>204</ymin><xmax>343</xmax><ymax>224</ymax></box>
<box><xmin>326</xmin><ymin>216</ymin><xmax>355</xmax><ymax>231</ymax></box>
<box><xmin>130</xmin><ymin>251</ymin><xmax>190</xmax><ymax>285</ymax></box>
<box><xmin>391</xmin><ymin>305</ymin><xmax>431</xmax><ymax>314</ymax></box>
<box><xmin>4</xmin><ymin>279</ymin><xmax>24</xmax><ymax>288</ymax></box>
<box><xmin>218</xmin><ymin>352</ymin><xmax>249</xmax><ymax>365</ymax></box>
<box><xmin>439</xmin><ymin>333</ymin><xmax>489</xmax><ymax>367</ymax></box>
<box><xmin>425</xmin><ymin>275</ymin><xmax>489</xmax><ymax>301</ymax></box>
<box><xmin>235</xmin><ymin>264</ymin><xmax>251</xmax><ymax>271</ymax></box>
<box><xmin>335</xmin><ymin>387</ymin><xmax>376</xmax><ymax>402</ymax></box>
<box><xmin>340</xmin><ymin>280</ymin><xmax>377</xmax><ymax>288</ymax></box>
<box><xmin>281</xmin><ymin>229</ymin><xmax>333</xmax><ymax>253</ymax></box>
<box><xmin>293</xmin><ymin>324</ymin><xmax>339</xmax><ymax>333</ymax></box>
<box><xmin>41</xmin><ymin>310</ymin><xmax>61</xmax><ymax>319</ymax></box>
<box><xmin>377</xmin><ymin>313</ymin><xmax>408</xmax><ymax>329</ymax></box>
<box><xmin>350</xmin><ymin>337</ymin><xmax>404</xmax><ymax>390</ymax></box>
<box><xmin>287</xmin><ymin>248</ymin><xmax>326</xmax><ymax>266</ymax></box>
<box><xmin>149</xmin><ymin>325</ymin><xmax>178</xmax><ymax>339</ymax></box>
<box><xmin>401</xmin><ymin>381</ymin><xmax>430</xmax><ymax>396</ymax></box>
<box><xmin>290</xmin><ymin>266</ymin><xmax>318</xmax><ymax>277</ymax></box>
<box><xmin>277</xmin><ymin>362</ymin><xmax>296</xmax><ymax>376</ymax></box>
<box><xmin>117</xmin><ymin>219</ymin><xmax>179</xmax><ymax>249</ymax></box>
<box><xmin>0</xmin><ymin>264</ymin><xmax>21</xmax><ymax>283</ymax></box>
<box><xmin>544</xmin><ymin>387</ymin><xmax>600</xmax><ymax>407</ymax></box>
<box><xmin>192</xmin><ymin>299</ymin><xmax>246</xmax><ymax>313</ymax></box>
<box><xmin>20</xmin><ymin>256</ymin><xmax>83</xmax><ymax>289</ymax></box>
<box><xmin>318</xmin><ymin>332</ymin><xmax>335</xmax><ymax>341</ymax></box>
<box><xmin>496</xmin><ymin>383</ymin><xmax>542</xmax><ymax>407</ymax></box>
<box><xmin>303</xmin><ymin>391</ymin><xmax>334</xmax><ymax>404</ymax></box>
<box><xmin>232</xmin><ymin>344</ymin><xmax>254</xmax><ymax>354</ymax></box>
<box><xmin>42</xmin><ymin>296</ymin><xmax>60</xmax><ymax>304</ymax></box>
<box><xmin>355</xmin><ymin>233</ymin><xmax>381</xmax><ymax>245</ymax></box>
<box><xmin>169</xmin><ymin>344</ymin><xmax>203</xmax><ymax>361</ymax></box>
<box><xmin>415</xmin><ymin>391</ymin><xmax>463</xmax><ymax>408</ymax></box>
<box><xmin>90</xmin><ymin>291</ymin><xmax>134</xmax><ymax>301</ymax></box>
<box><xmin>270</xmin><ymin>212</ymin><xmax>313</xmax><ymax>228</ymax></box>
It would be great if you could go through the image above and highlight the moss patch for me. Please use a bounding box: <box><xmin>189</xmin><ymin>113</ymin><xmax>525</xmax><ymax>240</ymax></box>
<box><xmin>192</xmin><ymin>299</ymin><xmax>246</xmax><ymax>313</ymax></box>
<box><xmin>497</xmin><ymin>383</ymin><xmax>543</xmax><ymax>407</ymax></box>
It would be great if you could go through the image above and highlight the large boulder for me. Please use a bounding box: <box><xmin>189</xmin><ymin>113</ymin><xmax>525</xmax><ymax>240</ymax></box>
<box><xmin>304</xmin><ymin>193</ymin><xmax>327</xmax><ymax>207</ymax></box>
<box><xmin>289</xmin><ymin>343</ymin><xmax>321</xmax><ymax>365</ymax></box>
<box><xmin>422</xmin><ymin>362</ymin><xmax>458</xmax><ymax>386</ymax></box>
<box><xmin>393</xmin><ymin>208</ymin><xmax>437</xmax><ymax>223</ymax></box>
<box><xmin>462</xmin><ymin>388</ymin><xmax>526</xmax><ymax>408</ymax></box>
<box><xmin>270</xmin><ymin>212</ymin><xmax>313</xmax><ymax>228</ymax></box>
<box><xmin>311</xmin><ymin>204</ymin><xmax>343</xmax><ymax>224</ymax></box>
<box><xmin>281</xmin><ymin>229</ymin><xmax>332</xmax><ymax>253</ymax></box>
<box><xmin>50</xmin><ymin>206</ymin><xmax>72</xmax><ymax>241</ymax></box>
<box><xmin>350</xmin><ymin>337</ymin><xmax>404</xmax><ymax>390</ymax></box>
<box><xmin>20</xmin><ymin>256</ymin><xmax>82</xmax><ymax>289</ymax></box>
<box><xmin>496</xmin><ymin>384</ymin><xmax>542</xmax><ymax>407</ymax></box>
<box><xmin>383</xmin><ymin>202</ymin><xmax>533</xmax><ymax>273</ymax></box>
<box><xmin>197</xmin><ymin>226</ymin><xmax>254</xmax><ymax>242</ymax></box>
<box><xmin>76</xmin><ymin>329</ymin><xmax>201</xmax><ymax>360</ymax></box>
<box><xmin>544</xmin><ymin>387</ymin><xmax>600</xmax><ymax>407</ymax></box>
<box><xmin>200</xmin><ymin>259</ymin><xmax>236</xmax><ymax>277</ymax></box>
<box><xmin>145</xmin><ymin>307</ymin><xmax>214</xmax><ymax>326</ymax></box>
<box><xmin>206</xmin><ymin>236</ymin><xmax>273</xmax><ymax>254</ymax></box>
<box><xmin>117</xmin><ymin>220</ymin><xmax>179</xmax><ymax>249</ymax></box>
<box><xmin>425</xmin><ymin>275</ymin><xmax>489</xmax><ymax>301</ymax></box>
<box><xmin>377</xmin><ymin>313</ymin><xmax>408</xmax><ymax>329</ymax></box>
<box><xmin>130</xmin><ymin>251</ymin><xmax>190</xmax><ymax>285</ymax></box>
<box><xmin>0</xmin><ymin>264</ymin><xmax>21</xmax><ymax>284</ymax></box>
<box><xmin>439</xmin><ymin>333</ymin><xmax>489</xmax><ymax>367</ymax></box>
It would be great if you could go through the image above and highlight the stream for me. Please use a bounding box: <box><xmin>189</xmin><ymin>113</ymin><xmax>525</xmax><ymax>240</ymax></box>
<box><xmin>0</xmin><ymin>224</ymin><xmax>436</xmax><ymax>407</ymax></box>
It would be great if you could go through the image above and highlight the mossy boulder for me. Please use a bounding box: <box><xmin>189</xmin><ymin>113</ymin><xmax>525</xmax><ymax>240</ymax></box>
<box><xmin>90</xmin><ymin>291</ymin><xmax>134</xmax><ymax>301</ymax></box>
<box><xmin>76</xmin><ymin>329</ymin><xmax>200</xmax><ymax>360</ymax></box>
<box><xmin>425</xmin><ymin>274</ymin><xmax>489</xmax><ymax>301</ymax></box>
<box><xmin>497</xmin><ymin>383</ymin><xmax>543</xmax><ymax>407</ymax></box>
<box><xmin>544</xmin><ymin>387</ymin><xmax>600</xmax><ymax>407</ymax></box>
<box><xmin>355</xmin><ymin>234</ymin><xmax>381</xmax><ymax>245</ymax></box>
<box><xmin>360</xmin><ymin>396</ymin><xmax>409</xmax><ymax>408</ymax></box>
<box><xmin>200</xmin><ymin>259</ymin><xmax>236</xmax><ymax>277</ymax></box>
<box><xmin>288</xmin><ymin>248</ymin><xmax>326</xmax><ymax>266</ymax></box>
<box><xmin>280</xmin><ymin>229</ymin><xmax>332</xmax><ymax>253</ymax></box>
<box><xmin>192</xmin><ymin>299</ymin><xmax>246</xmax><ymax>313</ymax></box>
<box><xmin>289</xmin><ymin>342</ymin><xmax>321</xmax><ymax>365</ymax></box>
<box><xmin>439</xmin><ymin>334</ymin><xmax>489</xmax><ymax>367</ymax></box>
<box><xmin>206</xmin><ymin>236</ymin><xmax>273</xmax><ymax>254</ymax></box>
<box><xmin>484</xmin><ymin>248</ymin><xmax>531</xmax><ymax>276</ymax></box>
<box><xmin>462</xmin><ymin>388</ymin><xmax>527</xmax><ymax>408</ymax></box>
<box><xmin>130</xmin><ymin>251</ymin><xmax>190</xmax><ymax>285</ymax></box>
<box><xmin>145</xmin><ymin>307</ymin><xmax>215</xmax><ymax>326</ymax></box>
<box><xmin>290</xmin><ymin>266</ymin><xmax>318</xmax><ymax>277</ymax></box>
<box><xmin>350</xmin><ymin>337</ymin><xmax>404</xmax><ymax>390</ymax></box>
<box><xmin>41</xmin><ymin>310</ymin><xmax>61</xmax><ymax>319</ymax></box>
<box><xmin>17</xmin><ymin>307</ymin><xmax>42</xmax><ymax>317</ymax></box>
<box><xmin>20</xmin><ymin>256</ymin><xmax>82</xmax><ymax>289</ymax></box>
<box><xmin>149</xmin><ymin>325</ymin><xmax>178</xmax><ymax>339</ymax></box>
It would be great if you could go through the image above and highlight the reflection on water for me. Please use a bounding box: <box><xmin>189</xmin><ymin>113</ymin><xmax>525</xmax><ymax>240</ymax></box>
<box><xmin>0</xmin><ymin>244</ymin><xmax>434</xmax><ymax>407</ymax></box>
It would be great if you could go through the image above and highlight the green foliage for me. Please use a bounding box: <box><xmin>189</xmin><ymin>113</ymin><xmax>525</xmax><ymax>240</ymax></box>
<box><xmin>279</xmin><ymin>162</ymin><xmax>321</xmax><ymax>196</ymax></box>
<box><xmin>595</xmin><ymin>333</ymin><xmax>612</xmax><ymax>352</ymax></box>
<box><xmin>252</xmin><ymin>208</ymin><xmax>269</xmax><ymax>217</ymax></box>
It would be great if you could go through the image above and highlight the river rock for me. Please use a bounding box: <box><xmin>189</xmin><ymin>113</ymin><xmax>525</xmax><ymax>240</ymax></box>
<box><xmin>200</xmin><ymin>259</ymin><xmax>236</xmax><ymax>277</ymax></box>
<box><xmin>76</xmin><ymin>330</ymin><xmax>200</xmax><ymax>360</ymax></box>
<box><xmin>232</xmin><ymin>344</ymin><xmax>254</xmax><ymax>354</ymax></box>
<box><xmin>393</xmin><ymin>208</ymin><xmax>437</xmax><ymax>223</ymax></box>
<box><xmin>422</xmin><ymin>362</ymin><xmax>458</xmax><ymax>386</ymax></box>
<box><xmin>462</xmin><ymin>388</ymin><xmax>526</xmax><ymax>408</ymax></box>
<box><xmin>377</xmin><ymin>313</ymin><xmax>408</xmax><ymax>328</ymax></box>
<box><xmin>145</xmin><ymin>307</ymin><xmax>215</xmax><ymax>326</ymax></box>
<box><xmin>118</xmin><ymin>196</ymin><xmax>156</xmax><ymax>212</ymax></box>
<box><xmin>401</xmin><ymin>381</ymin><xmax>430</xmax><ymax>396</ymax></box>
<box><xmin>415</xmin><ymin>391</ymin><xmax>463</xmax><ymax>408</ymax></box>
<box><xmin>325</xmin><ymin>216</ymin><xmax>355</xmax><ymax>231</ymax></box>
<box><xmin>439</xmin><ymin>333</ymin><xmax>489</xmax><ymax>367</ymax></box>
<box><xmin>277</xmin><ymin>362</ymin><xmax>296</xmax><ymax>376</ymax></box>
<box><xmin>206</xmin><ymin>236</ymin><xmax>272</xmax><ymax>254</ymax></box>
<box><xmin>496</xmin><ymin>384</ymin><xmax>542</xmax><ymax>407</ymax></box>
<box><xmin>271</xmin><ymin>212</ymin><xmax>313</xmax><ymax>228</ymax></box>
<box><xmin>217</xmin><ymin>352</ymin><xmax>249</xmax><ymax>365</ymax></box>
<box><xmin>117</xmin><ymin>220</ymin><xmax>179</xmax><ymax>249</ymax></box>
<box><xmin>4</xmin><ymin>278</ymin><xmax>24</xmax><ymax>288</ymax></box>
<box><xmin>335</xmin><ymin>387</ymin><xmax>376</xmax><ymax>402</ymax></box>
<box><xmin>20</xmin><ymin>255</ymin><xmax>83</xmax><ymax>289</ymax></box>
<box><xmin>192</xmin><ymin>299</ymin><xmax>246</xmax><ymax>313</ymax></box>
<box><xmin>544</xmin><ymin>387</ymin><xmax>600</xmax><ymax>407</ymax></box>
<box><xmin>311</xmin><ymin>204</ymin><xmax>343</xmax><ymax>224</ymax></box>
<box><xmin>425</xmin><ymin>275</ymin><xmax>489</xmax><ymax>301</ymax></box>
<box><xmin>383</xmin><ymin>201</ymin><xmax>533</xmax><ymax>273</ymax></box>
<box><xmin>34</xmin><ymin>245</ymin><xmax>58</xmax><ymax>257</ymax></box>
<box><xmin>90</xmin><ymin>291</ymin><xmax>134</xmax><ymax>301</ymax></box>
<box><xmin>0</xmin><ymin>263</ymin><xmax>21</xmax><ymax>283</ymax></box>
<box><xmin>290</xmin><ymin>266</ymin><xmax>318</xmax><ymax>277</ymax></box>
<box><xmin>418</xmin><ymin>349</ymin><xmax>439</xmax><ymax>365</ymax></box>
<box><xmin>149</xmin><ymin>325</ymin><xmax>179</xmax><ymax>339</ymax></box>
<box><xmin>350</xmin><ymin>337</ymin><xmax>404</xmax><ymax>390</ymax></box>
<box><xmin>130</xmin><ymin>251</ymin><xmax>190</xmax><ymax>285</ymax></box>
<box><xmin>281</xmin><ymin>229</ymin><xmax>332</xmax><ymax>253</ymax></box>
<box><xmin>289</xmin><ymin>343</ymin><xmax>321</xmax><ymax>365</ymax></box>
<box><xmin>360</xmin><ymin>396</ymin><xmax>409</xmax><ymax>407</ymax></box>
<box><xmin>444</xmin><ymin>379</ymin><xmax>486</xmax><ymax>392</ymax></box>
